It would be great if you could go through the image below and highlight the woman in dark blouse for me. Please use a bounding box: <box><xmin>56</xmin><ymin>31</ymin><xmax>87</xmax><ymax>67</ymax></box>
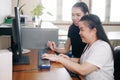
<box><xmin>48</xmin><ymin>2</ymin><xmax>89</xmax><ymax>58</ymax></box>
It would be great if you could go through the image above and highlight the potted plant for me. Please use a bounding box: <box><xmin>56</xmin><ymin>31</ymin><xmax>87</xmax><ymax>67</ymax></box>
<box><xmin>31</xmin><ymin>4</ymin><xmax>52</xmax><ymax>27</ymax></box>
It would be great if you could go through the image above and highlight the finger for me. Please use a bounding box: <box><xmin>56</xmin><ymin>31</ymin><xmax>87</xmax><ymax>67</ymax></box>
<box><xmin>58</xmin><ymin>54</ymin><xmax>64</xmax><ymax>57</ymax></box>
<box><xmin>47</xmin><ymin>41</ymin><xmax>51</xmax><ymax>46</ymax></box>
<box><xmin>42</xmin><ymin>53</ymin><xmax>48</xmax><ymax>57</ymax></box>
<box><xmin>59</xmin><ymin>54</ymin><xmax>69</xmax><ymax>59</ymax></box>
<box><xmin>42</xmin><ymin>56</ymin><xmax>49</xmax><ymax>60</ymax></box>
<box><xmin>51</xmin><ymin>42</ymin><xmax>56</xmax><ymax>51</ymax></box>
<box><xmin>52</xmin><ymin>41</ymin><xmax>56</xmax><ymax>46</ymax></box>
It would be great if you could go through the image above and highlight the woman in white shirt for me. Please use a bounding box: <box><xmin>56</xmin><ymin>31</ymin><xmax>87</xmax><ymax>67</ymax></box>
<box><xmin>42</xmin><ymin>14</ymin><xmax>114</xmax><ymax>80</ymax></box>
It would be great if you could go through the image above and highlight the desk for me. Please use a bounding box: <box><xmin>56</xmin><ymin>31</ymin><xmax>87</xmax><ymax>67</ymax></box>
<box><xmin>13</xmin><ymin>49</ymin><xmax>72</xmax><ymax>80</ymax></box>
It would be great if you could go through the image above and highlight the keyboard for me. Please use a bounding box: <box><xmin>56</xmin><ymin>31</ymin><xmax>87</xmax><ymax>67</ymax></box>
<box><xmin>38</xmin><ymin>49</ymin><xmax>50</xmax><ymax>70</ymax></box>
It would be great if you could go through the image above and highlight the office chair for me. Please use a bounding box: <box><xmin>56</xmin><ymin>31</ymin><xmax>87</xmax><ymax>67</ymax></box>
<box><xmin>114</xmin><ymin>46</ymin><xmax>120</xmax><ymax>80</ymax></box>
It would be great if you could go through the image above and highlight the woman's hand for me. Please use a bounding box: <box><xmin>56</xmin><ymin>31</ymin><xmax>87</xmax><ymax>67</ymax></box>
<box><xmin>42</xmin><ymin>53</ymin><xmax>71</xmax><ymax>62</ymax></box>
<box><xmin>58</xmin><ymin>54</ymin><xmax>70</xmax><ymax>60</ymax></box>
<box><xmin>42</xmin><ymin>53</ymin><xmax>58</xmax><ymax>61</ymax></box>
<box><xmin>47</xmin><ymin>41</ymin><xmax>56</xmax><ymax>51</ymax></box>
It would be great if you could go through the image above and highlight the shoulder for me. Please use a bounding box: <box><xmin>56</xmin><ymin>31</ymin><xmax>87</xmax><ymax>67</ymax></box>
<box><xmin>68</xmin><ymin>24</ymin><xmax>75</xmax><ymax>34</ymax></box>
<box><xmin>90</xmin><ymin>40</ymin><xmax>112</xmax><ymax>56</ymax></box>
<box><xmin>68</xmin><ymin>24</ymin><xmax>79</xmax><ymax>33</ymax></box>
<box><xmin>92</xmin><ymin>40</ymin><xmax>110</xmax><ymax>48</ymax></box>
<box><xmin>69</xmin><ymin>24</ymin><xmax>74</xmax><ymax>30</ymax></box>
<box><xmin>86</xmin><ymin>40</ymin><xmax>113</xmax><ymax>68</ymax></box>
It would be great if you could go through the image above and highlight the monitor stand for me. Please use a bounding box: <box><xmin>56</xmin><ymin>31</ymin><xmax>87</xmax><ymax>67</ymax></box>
<box><xmin>22</xmin><ymin>49</ymin><xmax>31</xmax><ymax>54</ymax></box>
<box><xmin>13</xmin><ymin>48</ymin><xmax>30</xmax><ymax>65</ymax></box>
<box><xmin>8</xmin><ymin>47</ymin><xmax>30</xmax><ymax>65</ymax></box>
<box><xmin>13</xmin><ymin>55</ymin><xmax>30</xmax><ymax>65</ymax></box>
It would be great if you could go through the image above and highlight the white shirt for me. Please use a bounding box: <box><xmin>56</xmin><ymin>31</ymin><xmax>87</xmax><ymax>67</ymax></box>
<box><xmin>80</xmin><ymin>40</ymin><xmax>114</xmax><ymax>80</ymax></box>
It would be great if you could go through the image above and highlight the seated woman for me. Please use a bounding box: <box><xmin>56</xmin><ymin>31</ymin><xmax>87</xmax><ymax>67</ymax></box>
<box><xmin>47</xmin><ymin>2</ymin><xmax>89</xmax><ymax>58</ymax></box>
<box><xmin>42</xmin><ymin>14</ymin><xmax>114</xmax><ymax>80</ymax></box>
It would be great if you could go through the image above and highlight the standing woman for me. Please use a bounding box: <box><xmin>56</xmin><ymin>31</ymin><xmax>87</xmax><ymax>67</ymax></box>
<box><xmin>42</xmin><ymin>14</ymin><xmax>114</xmax><ymax>80</ymax></box>
<box><xmin>48</xmin><ymin>2</ymin><xmax>89</xmax><ymax>58</ymax></box>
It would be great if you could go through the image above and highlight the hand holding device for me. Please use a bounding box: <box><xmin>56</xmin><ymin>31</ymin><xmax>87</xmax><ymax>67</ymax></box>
<box><xmin>47</xmin><ymin>41</ymin><xmax>56</xmax><ymax>51</ymax></box>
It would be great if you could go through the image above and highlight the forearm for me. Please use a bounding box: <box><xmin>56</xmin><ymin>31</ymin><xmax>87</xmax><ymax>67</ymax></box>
<box><xmin>54</xmin><ymin>47</ymin><xmax>69</xmax><ymax>54</ymax></box>
<box><xmin>56</xmin><ymin>56</ymin><xmax>94</xmax><ymax>76</ymax></box>
<box><xmin>42</xmin><ymin>53</ymin><xmax>97</xmax><ymax>77</ymax></box>
<box><xmin>70</xmin><ymin>58</ymin><xmax>80</xmax><ymax>63</ymax></box>
<box><xmin>56</xmin><ymin>57</ymin><xmax>81</xmax><ymax>74</ymax></box>
<box><xmin>42</xmin><ymin>54</ymin><xmax>86</xmax><ymax>76</ymax></box>
<box><xmin>55</xmin><ymin>38</ymin><xmax>70</xmax><ymax>54</ymax></box>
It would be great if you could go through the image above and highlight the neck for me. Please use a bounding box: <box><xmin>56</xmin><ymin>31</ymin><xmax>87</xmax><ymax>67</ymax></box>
<box><xmin>88</xmin><ymin>38</ymin><xmax>98</xmax><ymax>46</ymax></box>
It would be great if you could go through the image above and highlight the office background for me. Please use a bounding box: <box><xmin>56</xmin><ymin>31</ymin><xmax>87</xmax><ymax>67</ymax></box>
<box><xmin>0</xmin><ymin>0</ymin><xmax>120</xmax><ymax>49</ymax></box>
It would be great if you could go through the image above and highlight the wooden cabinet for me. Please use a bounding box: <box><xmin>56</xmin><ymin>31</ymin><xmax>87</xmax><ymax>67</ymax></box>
<box><xmin>0</xmin><ymin>36</ymin><xmax>11</xmax><ymax>49</ymax></box>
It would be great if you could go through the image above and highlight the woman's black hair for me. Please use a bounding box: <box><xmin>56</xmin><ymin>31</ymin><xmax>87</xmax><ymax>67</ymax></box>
<box><xmin>80</xmin><ymin>14</ymin><xmax>114</xmax><ymax>59</ymax></box>
<box><xmin>72</xmin><ymin>2</ymin><xmax>89</xmax><ymax>14</ymax></box>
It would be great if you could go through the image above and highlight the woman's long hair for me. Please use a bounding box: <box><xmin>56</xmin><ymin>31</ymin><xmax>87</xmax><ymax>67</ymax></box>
<box><xmin>80</xmin><ymin>14</ymin><xmax>114</xmax><ymax>59</ymax></box>
<box><xmin>72</xmin><ymin>2</ymin><xmax>89</xmax><ymax>14</ymax></box>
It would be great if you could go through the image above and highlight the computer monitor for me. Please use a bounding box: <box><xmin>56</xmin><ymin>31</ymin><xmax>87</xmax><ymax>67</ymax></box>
<box><xmin>11</xmin><ymin>7</ymin><xmax>30</xmax><ymax>65</ymax></box>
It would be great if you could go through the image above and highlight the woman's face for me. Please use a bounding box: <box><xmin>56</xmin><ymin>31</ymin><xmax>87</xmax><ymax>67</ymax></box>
<box><xmin>72</xmin><ymin>7</ymin><xmax>85</xmax><ymax>26</ymax></box>
<box><xmin>78</xmin><ymin>21</ymin><xmax>96</xmax><ymax>44</ymax></box>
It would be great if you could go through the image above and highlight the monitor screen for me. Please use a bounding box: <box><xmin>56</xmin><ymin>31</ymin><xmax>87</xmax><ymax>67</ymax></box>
<box><xmin>11</xmin><ymin>7</ymin><xmax>29</xmax><ymax>65</ymax></box>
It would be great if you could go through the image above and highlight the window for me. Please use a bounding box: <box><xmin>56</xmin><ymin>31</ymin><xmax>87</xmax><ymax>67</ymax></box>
<box><xmin>62</xmin><ymin>0</ymin><xmax>77</xmax><ymax>21</ymax></box>
<box><xmin>110</xmin><ymin>0</ymin><xmax>120</xmax><ymax>22</ymax></box>
<box><xmin>91</xmin><ymin>0</ymin><xmax>105</xmax><ymax>22</ymax></box>
<box><xmin>91</xmin><ymin>0</ymin><xmax>120</xmax><ymax>23</ymax></box>
<box><xmin>41</xmin><ymin>0</ymin><xmax>120</xmax><ymax>23</ymax></box>
<box><xmin>41</xmin><ymin>0</ymin><xmax>77</xmax><ymax>22</ymax></box>
<box><xmin>41</xmin><ymin>0</ymin><xmax>57</xmax><ymax>21</ymax></box>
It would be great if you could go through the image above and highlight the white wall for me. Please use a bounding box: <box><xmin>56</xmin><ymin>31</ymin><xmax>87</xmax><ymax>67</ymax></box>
<box><xmin>12</xmin><ymin>0</ymin><xmax>42</xmax><ymax>21</ymax></box>
<box><xmin>0</xmin><ymin>0</ymin><xmax>11</xmax><ymax>24</ymax></box>
<box><xmin>0</xmin><ymin>0</ymin><xmax>11</xmax><ymax>49</ymax></box>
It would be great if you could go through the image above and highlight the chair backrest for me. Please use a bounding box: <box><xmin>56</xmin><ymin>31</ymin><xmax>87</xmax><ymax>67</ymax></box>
<box><xmin>114</xmin><ymin>46</ymin><xmax>120</xmax><ymax>80</ymax></box>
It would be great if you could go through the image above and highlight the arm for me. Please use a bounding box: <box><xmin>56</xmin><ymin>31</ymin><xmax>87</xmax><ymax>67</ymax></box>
<box><xmin>70</xmin><ymin>58</ymin><xmax>80</xmax><ymax>63</ymax></box>
<box><xmin>58</xmin><ymin>54</ymin><xmax>79</xmax><ymax>63</ymax></box>
<box><xmin>57</xmin><ymin>57</ymin><xmax>98</xmax><ymax>76</ymax></box>
<box><xmin>48</xmin><ymin>38</ymin><xmax>71</xmax><ymax>54</ymax></box>
<box><xmin>42</xmin><ymin>54</ymin><xmax>98</xmax><ymax>76</ymax></box>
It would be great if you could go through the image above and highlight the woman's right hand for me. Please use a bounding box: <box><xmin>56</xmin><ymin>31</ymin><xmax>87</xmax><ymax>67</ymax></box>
<box><xmin>58</xmin><ymin>54</ymin><xmax>70</xmax><ymax>60</ymax></box>
<box><xmin>47</xmin><ymin>41</ymin><xmax>56</xmax><ymax>51</ymax></box>
<box><xmin>42</xmin><ymin>53</ymin><xmax>58</xmax><ymax>62</ymax></box>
